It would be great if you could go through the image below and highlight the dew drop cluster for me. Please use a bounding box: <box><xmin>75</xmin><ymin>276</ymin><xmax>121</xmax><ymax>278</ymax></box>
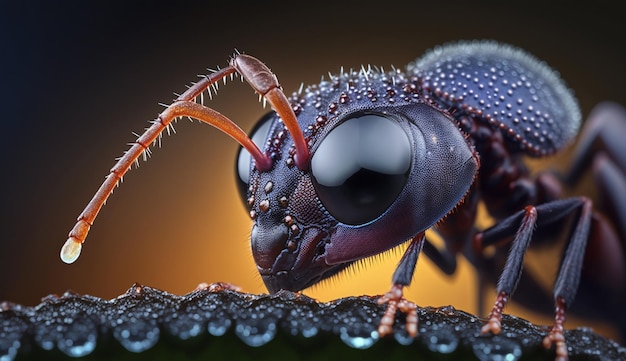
<box><xmin>1</xmin><ymin>284</ymin><xmax>624</xmax><ymax>360</ymax></box>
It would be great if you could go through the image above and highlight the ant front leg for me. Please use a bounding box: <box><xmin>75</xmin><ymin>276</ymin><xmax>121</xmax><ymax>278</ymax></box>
<box><xmin>377</xmin><ymin>233</ymin><xmax>425</xmax><ymax>338</ymax></box>
<box><xmin>475</xmin><ymin>198</ymin><xmax>593</xmax><ymax>361</ymax></box>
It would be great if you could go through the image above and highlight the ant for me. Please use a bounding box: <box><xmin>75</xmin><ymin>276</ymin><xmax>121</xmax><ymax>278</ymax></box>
<box><xmin>61</xmin><ymin>40</ymin><xmax>625</xmax><ymax>361</ymax></box>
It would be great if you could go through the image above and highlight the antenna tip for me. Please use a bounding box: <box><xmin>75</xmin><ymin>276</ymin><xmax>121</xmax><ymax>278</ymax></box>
<box><xmin>60</xmin><ymin>238</ymin><xmax>82</xmax><ymax>264</ymax></box>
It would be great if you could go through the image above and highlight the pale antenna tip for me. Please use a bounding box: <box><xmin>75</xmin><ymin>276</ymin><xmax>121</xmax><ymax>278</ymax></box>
<box><xmin>60</xmin><ymin>238</ymin><xmax>82</xmax><ymax>264</ymax></box>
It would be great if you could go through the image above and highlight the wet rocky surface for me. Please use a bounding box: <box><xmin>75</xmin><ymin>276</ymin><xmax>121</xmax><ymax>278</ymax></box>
<box><xmin>1</xmin><ymin>283</ymin><xmax>624</xmax><ymax>360</ymax></box>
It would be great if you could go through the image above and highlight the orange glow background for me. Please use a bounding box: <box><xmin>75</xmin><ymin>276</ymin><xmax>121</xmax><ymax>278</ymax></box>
<box><xmin>1</xmin><ymin>2</ymin><xmax>624</xmax><ymax>341</ymax></box>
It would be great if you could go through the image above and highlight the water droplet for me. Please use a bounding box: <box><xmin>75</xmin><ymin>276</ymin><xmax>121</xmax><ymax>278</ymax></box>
<box><xmin>234</xmin><ymin>318</ymin><xmax>277</xmax><ymax>347</ymax></box>
<box><xmin>284</xmin><ymin>308</ymin><xmax>319</xmax><ymax>338</ymax></box>
<box><xmin>57</xmin><ymin>333</ymin><xmax>96</xmax><ymax>358</ymax></box>
<box><xmin>300</xmin><ymin>326</ymin><xmax>318</xmax><ymax>338</ymax></box>
<box><xmin>472</xmin><ymin>336</ymin><xmax>522</xmax><ymax>361</ymax></box>
<box><xmin>393</xmin><ymin>329</ymin><xmax>415</xmax><ymax>346</ymax></box>
<box><xmin>57</xmin><ymin>317</ymin><xmax>97</xmax><ymax>357</ymax></box>
<box><xmin>428</xmin><ymin>333</ymin><xmax>458</xmax><ymax>353</ymax></box>
<box><xmin>208</xmin><ymin>318</ymin><xmax>231</xmax><ymax>336</ymax></box>
<box><xmin>339</xmin><ymin>327</ymin><xmax>379</xmax><ymax>349</ymax></box>
<box><xmin>60</xmin><ymin>238</ymin><xmax>82</xmax><ymax>264</ymax></box>
<box><xmin>0</xmin><ymin>339</ymin><xmax>20</xmax><ymax>361</ymax></box>
<box><xmin>1</xmin><ymin>317</ymin><xmax>27</xmax><ymax>361</ymax></box>
<box><xmin>165</xmin><ymin>314</ymin><xmax>204</xmax><ymax>340</ymax></box>
<box><xmin>422</xmin><ymin>325</ymin><xmax>459</xmax><ymax>354</ymax></box>
<box><xmin>113</xmin><ymin>318</ymin><xmax>160</xmax><ymax>353</ymax></box>
<box><xmin>34</xmin><ymin>329</ymin><xmax>56</xmax><ymax>351</ymax></box>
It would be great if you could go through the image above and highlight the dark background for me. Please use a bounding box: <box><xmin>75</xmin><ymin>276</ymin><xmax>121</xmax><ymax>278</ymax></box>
<box><xmin>1</xmin><ymin>0</ymin><xmax>624</xmax><ymax>340</ymax></box>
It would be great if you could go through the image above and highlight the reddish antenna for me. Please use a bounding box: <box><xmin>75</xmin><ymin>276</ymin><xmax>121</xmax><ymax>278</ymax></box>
<box><xmin>231</xmin><ymin>55</ymin><xmax>310</xmax><ymax>170</ymax></box>
<box><xmin>60</xmin><ymin>54</ymin><xmax>309</xmax><ymax>264</ymax></box>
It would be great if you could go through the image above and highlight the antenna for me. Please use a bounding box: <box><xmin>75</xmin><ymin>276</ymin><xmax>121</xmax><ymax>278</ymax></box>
<box><xmin>60</xmin><ymin>55</ymin><xmax>298</xmax><ymax>264</ymax></box>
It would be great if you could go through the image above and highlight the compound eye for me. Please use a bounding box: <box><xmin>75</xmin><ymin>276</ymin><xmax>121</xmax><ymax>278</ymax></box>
<box><xmin>311</xmin><ymin>114</ymin><xmax>411</xmax><ymax>225</ymax></box>
<box><xmin>236</xmin><ymin>112</ymin><xmax>274</xmax><ymax>201</ymax></box>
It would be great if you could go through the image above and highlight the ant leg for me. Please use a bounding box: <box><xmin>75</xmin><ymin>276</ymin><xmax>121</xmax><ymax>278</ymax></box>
<box><xmin>564</xmin><ymin>102</ymin><xmax>626</xmax><ymax>186</ymax></box>
<box><xmin>561</xmin><ymin>102</ymin><xmax>626</xmax><ymax>340</ymax></box>
<box><xmin>377</xmin><ymin>232</ymin><xmax>425</xmax><ymax>337</ymax></box>
<box><xmin>478</xmin><ymin>205</ymin><xmax>538</xmax><ymax>335</ymax></box>
<box><xmin>564</xmin><ymin>101</ymin><xmax>626</xmax><ymax>242</ymax></box>
<box><xmin>422</xmin><ymin>239</ymin><xmax>457</xmax><ymax>276</ymax></box>
<box><xmin>592</xmin><ymin>153</ymin><xmax>626</xmax><ymax>240</ymax></box>
<box><xmin>543</xmin><ymin>198</ymin><xmax>592</xmax><ymax>361</ymax></box>
<box><xmin>476</xmin><ymin>198</ymin><xmax>592</xmax><ymax>361</ymax></box>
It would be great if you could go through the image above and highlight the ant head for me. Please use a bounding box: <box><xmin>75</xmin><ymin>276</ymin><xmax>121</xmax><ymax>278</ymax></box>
<box><xmin>236</xmin><ymin>66</ymin><xmax>477</xmax><ymax>293</ymax></box>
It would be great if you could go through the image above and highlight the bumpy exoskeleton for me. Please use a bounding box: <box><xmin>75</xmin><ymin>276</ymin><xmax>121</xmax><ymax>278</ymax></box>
<box><xmin>62</xmin><ymin>41</ymin><xmax>626</xmax><ymax>361</ymax></box>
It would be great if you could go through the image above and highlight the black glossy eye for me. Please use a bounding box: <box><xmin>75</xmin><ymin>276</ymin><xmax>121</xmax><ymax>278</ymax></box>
<box><xmin>235</xmin><ymin>112</ymin><xmax>274</xmax><ymax>203</ymax></box>
<box><xmin>311</xmin><ymin>114</ymin><xmax>411</xmax><ymax>225</ymax></box>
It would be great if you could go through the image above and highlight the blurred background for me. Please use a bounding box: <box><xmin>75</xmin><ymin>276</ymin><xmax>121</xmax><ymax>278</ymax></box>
<box><xmin>1</xmin><ymin>0</ymin><xmax>624</xmax><ymax>341</ymax></box>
